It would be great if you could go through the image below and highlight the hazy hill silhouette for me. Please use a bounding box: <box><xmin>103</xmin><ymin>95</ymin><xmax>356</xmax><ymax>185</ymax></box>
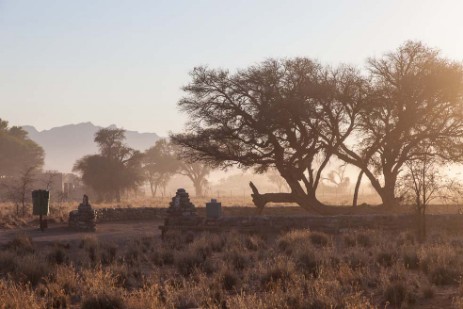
<box><xmin>23</xmin><ymin>122</ymin><xmax>160</xmax><ymax>173</ymax></box>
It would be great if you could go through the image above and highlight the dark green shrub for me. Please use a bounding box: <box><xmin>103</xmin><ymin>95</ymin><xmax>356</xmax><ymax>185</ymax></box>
<box><xmin>344</xmin><ymin>235</ymin><xmax>356</xmax><ymax>247</ymax></box>
<box><xmin>403</xmin><ymin>249</ymin><xmax>420</xmax><ymax>270</ymax></box>
<box><xmin>161</xmin><ymin>250</ymin><xmax>175</xmax><ymax>265</ymax></box>
<box><xmin>376</xmin><ymin>251</ymin><xmax>395</xmax><ymax>267</ymax></box>
<box><xmin>384</xmin><ymin>282</ymin><xmax>407</xmax><ymax>307</ymax></box>
<box><xmin>356</xmin><ymin>234</ymin><xmax>372</xmax><ymax>248</ymax></box>
<box><xmin>221</xmin><ymin>270</ymin><xmax>239</xmax><ymax>291</ymax></box>
<box><xmin>423</xmin><ymin>286</ymin><xmax>435</xmax><ymax>299</ymax></box>
<box><xmin>81</xmin><ymin>293</ymin><xmax>126</xmax><ymax>309</ymax></box>
<box><xmin>6</xmin><ymin>233</ymin><xmax>34</xmax><ymax>255</ymax></box>
<box><xmin>0</xmin><ymin>251</ymin><xmax>17</xmax><ymax>274</ymax></box>
<box><xmin>296</xmin><ymin>251</ymin><xmax>320</xmax><ymax>277</ymax></box>
<box><xmin>309</xmin><ymin>232</ymin><xmax>329</xmax><ymax>247</ymax></box>
<box><xmin>430</xmin><ymin>266</ymin><xmax>460</xmax><ymax>286</ymax></box>
<box><xmin>15</xmin><ymin>255</ymin><xmax>50</xmax><ymax>286</ymax></box>
<box><xmin>309</xmin><ymin>299</ymin><xmax>331</xmax><ymax>309</ymax></box>
<box><xmin>47</xmin><ymin>246</ymin><xmax>68</xmax><ymax>265</ymax></box>
<box><xmin>175</xmin><ymin>251</ymin><xmax>204</xmax><ymax>277</ymax></box>
<box><xmin>101</xmin><ymin>244</ymin><xmax>117</xmax><ymax>265</ymax></box>
<box><xmin>175</xmin><ymin>297</ymin><xmax>198</xmax><ymax>309</ymax></box>
<box><xmin>152</xmin><ymin>249</ymin><xmax>175</xmax><ymax>266</ymax></box>
<box><xmin>345</xmin><ymin>252</ymin><xmax>367</xmax><ymax>270</ymax></box>
<box><xmin>260</xmin><ymin>263</ymin><xmax>291</xmax><ymax>287</ymax></box>
<box><xmin>225</xmin><ymin>250</ymin><xmax>250</xmax><ymax>271</ymax></box>
<box><xmin>209</xmin><ymin>234</ymin><xmax>226</xmax><ymax>252</ymax></box>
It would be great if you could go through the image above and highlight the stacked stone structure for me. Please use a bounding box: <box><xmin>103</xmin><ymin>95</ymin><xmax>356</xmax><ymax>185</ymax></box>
<box><xmin>69</xmin><ymin>195</ymin><xmax>97</xmax><ymax>231</ymax></box>
<box><xmin>165</xmin><ymin>188</ymin><xmax>201</xmax><ymax>226</ymax></box>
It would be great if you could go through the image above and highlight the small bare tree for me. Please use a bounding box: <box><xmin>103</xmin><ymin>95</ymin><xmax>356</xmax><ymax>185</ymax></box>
<box><xmin>398</xmin><ymin>153</ymin><xmax>461</xmax><ymax>242</ymax></box>
<box><xmin>3</xmin><ymin>166</ymin><xmax>37</xmax><ymax>216</ymax></box>
<box><xmin>178</xmin><ymin>162</ymin><xmax>211</xmax><ymax>197</ymax></box>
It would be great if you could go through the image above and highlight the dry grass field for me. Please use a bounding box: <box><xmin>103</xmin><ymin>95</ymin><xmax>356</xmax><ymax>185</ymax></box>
<box><xmin>2</xmin><ymin>198</ymin><xmax>463</xmax><ymax>308</ymax></box>
<box><xmin>2</xmin><ymin>227</ymin><xmax>463</xmax><ymax>308</ymax></box>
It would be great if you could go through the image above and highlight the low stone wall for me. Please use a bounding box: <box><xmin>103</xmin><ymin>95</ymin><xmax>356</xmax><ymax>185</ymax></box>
<box><xmin>94</xmin><ymin>207</ymin><xmax>166</xmax><ymax>223</ymax></box>
<box><xmin>90</xmin><ymin>207</ymin><xmax>463</xmax><ymax>233</ymax></box>
<box><xmin>214</xmin><ymin>214</ymin><xmax>463</xmax><ymax>233</ymax></box>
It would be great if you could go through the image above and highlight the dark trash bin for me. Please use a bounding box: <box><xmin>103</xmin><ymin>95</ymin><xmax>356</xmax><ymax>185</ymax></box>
<box><xmin>32</xmin><ymin>190</ymin><xmax>50</xmax><ymax>231</ymax></box>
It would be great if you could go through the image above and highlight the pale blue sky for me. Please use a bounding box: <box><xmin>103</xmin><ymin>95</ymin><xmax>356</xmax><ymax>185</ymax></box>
<box><xmin>1</xmin><ymin>0</ymin><xmax>462</xmax><ymax>136</ymax></box>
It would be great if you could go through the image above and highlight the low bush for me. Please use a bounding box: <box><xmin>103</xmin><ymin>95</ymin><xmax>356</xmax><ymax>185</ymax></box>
<box><xmin>15</xmin><ymin>255</ymin><xmax>51</xmax><ymax>286</ymax></box>
<box><xmin>356</xmin><ymin>233</ymin><xmax>372</xmax><ymax>248</ymax></box>
<box><xmin>384</xmin><ymin>282</ymin><xmax>407</xmax><ymax>307</ymax></box>
<box><xmin>344</xmin><ymin>235</ymin><xmax>356</xmax><ymax>247</ymax></box>
<box><xmin>277</xmin><ymin>230</ymin><xmax>310</xmax><ymax>254</ymax></box>
<box><xmin>260</xmin><ymin>259</ymin><xmax>294</xmax><ymax>287</ymax></box>
<box><xmin>309</xmin><ymin>232</ymin><xmax>329</xmax><ymax>247</ymax></box>
<box><xmin>376</xmin><ymin>251</ymin><xmax>395</xmax><ymax>268</ymax></box>
<box><xmin>403</xmin><ymin>248</ymin><xmax>420</xmax><ymax>270</ymax></box>
<box><xmin>81</xmin><ymin>293</ymin><xmax>126</xmax><ymax>309</ymax></box>
<box><xmin>47</xmin><ymin>245</ymin><xmax>69</xmax><ymax>265</ymax></box>
<box><xmin>221</xmin><ymin>269</ymin><xmax>240</xmax><ymax>291</ymax></box>
<box><xmin>430</xmin><ymin>266</ymin><xmax>460</xmax><ymax>286</ymax></box>
<box><xmin>296</xmin><ymin>251</ymin><xmax>320</xmax><ymax>277</ymax></box>
<box><xmin>6</xmin><ymin>233</ymin><xmax>34</xmax><ymax>255</ymax></box>
<box><xmin>0</xmin><ymin>250</ymin><xmax>17</xmax><ymax>274</ymax></box>
<box><xmin>175</xmin><ymin>251</ymin><xmax>204</xmax><ymax>277</ymax></box>
<box><xmin>225</xmin><ymin>249</ymin><xmax>250</xmax><ymax>271</ymax></box>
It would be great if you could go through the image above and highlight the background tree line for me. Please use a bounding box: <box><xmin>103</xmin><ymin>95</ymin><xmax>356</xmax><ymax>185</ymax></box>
<box><xmin>0</xmin><ymin>119</ymin><xmax>44</xmax><ymax>214</ymax></box>
<box><xmin>171</xmin><ymin>41</ymin><xmax>463</xmax><ymax>220</ymax></box>
<box><xmin>73</xmin><ymin>128</ymin><xmax>211</xmax><ymax>202</ymax></box>
<box><xmin>0</xmin><ymin>117</ymin><xmax>211</xmax><ymax>209</ymax></box>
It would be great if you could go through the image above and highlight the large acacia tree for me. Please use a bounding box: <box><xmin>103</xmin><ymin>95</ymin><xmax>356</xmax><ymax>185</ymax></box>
<box><xmin>171</xmin><ymin>58</ymin><xmax>364</xmax><ymax>213</ymax></box>
<box><xmin>74</xmin><ymin>128</ymin><xmax>144</xmax><ymax>202</ymax></box>
<box><xmin>323</xmin><ymin>42</ymin><xmax>463</xmax><ymax>207</ymax></box>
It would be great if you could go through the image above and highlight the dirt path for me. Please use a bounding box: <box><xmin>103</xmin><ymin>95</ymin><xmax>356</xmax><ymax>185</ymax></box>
<box><xmin>0</xmin><ymin>220</ymin><xmax>163</xmax><ymax>245</ymax></box>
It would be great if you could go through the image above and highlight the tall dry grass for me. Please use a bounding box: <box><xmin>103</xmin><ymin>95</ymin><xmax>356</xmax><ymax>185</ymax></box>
<box><xmin>2</xmin><ymin>228</ymin><xmax>463</xmax><ymax>307</ymax></box>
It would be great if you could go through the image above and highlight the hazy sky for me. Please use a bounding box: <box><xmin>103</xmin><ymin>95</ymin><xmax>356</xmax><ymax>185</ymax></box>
<box><xmin>1</xmin><ymin>0</ymin><xmax>462</xmax><ymax>136</ymax></box>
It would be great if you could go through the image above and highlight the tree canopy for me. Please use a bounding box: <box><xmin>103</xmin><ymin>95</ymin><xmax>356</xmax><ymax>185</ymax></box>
<box><xmin>73</xmin><ymin>127</ymin><xmax>144</xmax><ymax>202</ymax></box>
<box><xmin>143</xmin><ymin>139</ymin><xmax>179</xmax><ymax>197</ymax></box>
<box><xmin>171</xmin><ymin>58</ymin><xmax>363</xmax><ymax>212</ymax></box>
<box><xmin>326</xmin><ymin>41</ymin><xmax>463</xmax><ymax>207</ymax></box>
<box><xmin>172</xmin><ymin>41</ymin><xmax>463</xmax><ymax>213</ymax></box>
<box><xmin>0</xmin><ymin>119</ymin><xmax>44</xmax><ymax>177</ymax></box>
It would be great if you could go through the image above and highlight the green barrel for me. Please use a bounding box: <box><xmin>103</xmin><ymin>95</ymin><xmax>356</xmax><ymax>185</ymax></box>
<box><xmin>32</xmin><ymin>190</ymin><xmax>50</xmax><ymax>216</ymax></box>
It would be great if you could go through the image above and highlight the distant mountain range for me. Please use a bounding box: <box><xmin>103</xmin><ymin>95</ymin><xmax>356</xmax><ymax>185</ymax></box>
<box><xmin>23</xmin><ymin>122</ymin><xmax>160</xmax><ymax>173</ymax></box>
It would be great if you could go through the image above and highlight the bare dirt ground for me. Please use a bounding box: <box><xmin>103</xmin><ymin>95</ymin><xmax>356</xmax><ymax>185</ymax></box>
<box><xmin>0</xmin><ymin>219</ymin><xmax>163</xmax><ymax>246</ymax></box>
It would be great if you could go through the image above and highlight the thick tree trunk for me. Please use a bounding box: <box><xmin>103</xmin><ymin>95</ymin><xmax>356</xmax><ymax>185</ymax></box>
<box><xmin>378</xmin><ymin>183</ymin><xmax>398</xmax><ymax>208</ymax></box>
<box><xmin>249</xmin><ymin>181</ymin><xmax>296</xmax><ymax>214</ymax></box>
<box><xmin>193</xmin><ymin>181</ymin><xmax>203</xmax><ymax>197</ymax></box>
<box><xmin>249</xmin><ymin>182</ymin><xmax>347</xmax><ymax>215</ymax></box>
<box><xmin>353</xmin><ymin>171</ymin><xmax>363</xmax><ymax>207</ymax></box>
